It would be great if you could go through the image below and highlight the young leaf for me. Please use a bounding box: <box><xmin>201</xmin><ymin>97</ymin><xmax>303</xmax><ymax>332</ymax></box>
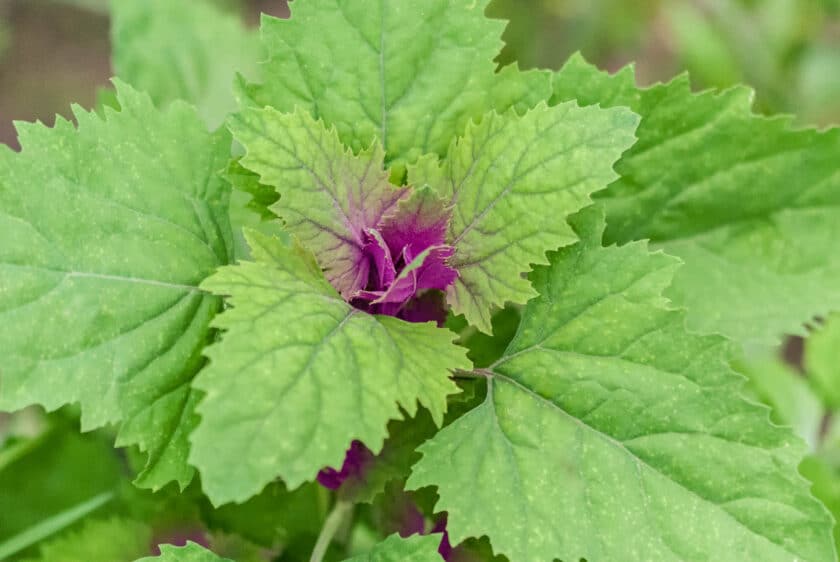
<box><xmin>342</xmin><ymin>533</ymin><xmax>443</xmax><ymax>562</ymax></box>
<box><xmin>553</xmin><ymin>53</ymin><xmax>840</xmax><ymax>344</ymax></box>
<box><xmin>111</xmin><ymin>0</ymin><xmax>261</xmax><ymax>129</ymax></box>
<box><xmin>20</xmin><ymin>518</ymin><xmax>151</xmax><ymax>562</ymax></box>
<box><xmin>238</xmin><ymin>0</ymin><xmax>550</xmax><ymax>167</ymax></box>
<box><xmin>0</xmin><ymin>81</ymin><xmax>233</xmax><ymax>490</ymax></box>
<box><xmin>409</xmin><ymin>103</ymin><xmax>639</xmax><ymax>332</ymax></box>
<box><xmin>228</xmin><ymin>108</ymin><xmax>407</xmax><ymax>299</ymax></box>
<box><xmin>190</xmin><ymin>231</ymin><xmax>469</xmax><ymax>505</ymax></box>
<box><xmin>136</xmin><ymin>543</ymin><xmax>232</xmax><ymax>562</ymax></box>
<box><xmin>407</xmin><ymin>207</ymin><xmax>835</xmax><ymax>562</ymax></box>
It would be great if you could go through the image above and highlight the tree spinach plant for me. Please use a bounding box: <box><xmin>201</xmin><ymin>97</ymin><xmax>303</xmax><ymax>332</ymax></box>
<box><xmin>2</xmin><ymin>1</ymin><xmax>839</xmax><ymax>561</ymax></box>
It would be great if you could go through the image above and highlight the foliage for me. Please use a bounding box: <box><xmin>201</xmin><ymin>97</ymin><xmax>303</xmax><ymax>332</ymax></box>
<box><xmin>1</xmin><ymin>1</ymin><xmax>839</xmax><ymax>561</ymax></box>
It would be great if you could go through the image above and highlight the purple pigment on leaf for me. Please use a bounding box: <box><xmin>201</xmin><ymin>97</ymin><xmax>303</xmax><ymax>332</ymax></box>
<box><xmin>346</xmin><ymin>186</ymin><xmax>458</xmax><ymax>322</ymax></box>
<box><xmin>316</xmin><ymin>440</ymin><xmax>374</xmax><ymax>489</ymax></box>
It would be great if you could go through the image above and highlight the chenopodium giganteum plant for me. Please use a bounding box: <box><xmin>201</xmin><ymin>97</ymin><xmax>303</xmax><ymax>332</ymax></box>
<box><xmin>2</xmin><ymin>0</ymin><xmax>840</xmax><ymax>561</ymax></box>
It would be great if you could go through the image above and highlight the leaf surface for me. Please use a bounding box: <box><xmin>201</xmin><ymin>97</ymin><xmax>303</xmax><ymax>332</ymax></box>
<box><xmin>410</xmin><ymin>104</ymin><xmax>638</xmax><ymax>332</ymax></box>
<box><xmin>136</xmin><ymin>543</ymin><xmax>232</xmax><ymax>562</ymax></box>
<box><xmin>342</xmin><ymin>533</ymin><xmax>443</xmax><ymax>562</ymax></box>
<box><xmin>0</xmin><ymin>82</ymin><xmax>233</xmax><ymax>490</ymax></box>
<box><xmin>239</xmin><ymin>0</ymin><xmax>550</xmax><ymax>167</ymax></box>
<box><xmin>408</xmin><ymin>207</ymin><xmax>835</xmax><ymax>562</ymax></box>
<box><xmin>190</xmin><ymin>231</ymin><xmax>469</xmax><ymax>504</ymax></box>
<box><xmin>553</xmin><ymin>53</ymin><xmax>840</xmax><ymax>343</ymax></box>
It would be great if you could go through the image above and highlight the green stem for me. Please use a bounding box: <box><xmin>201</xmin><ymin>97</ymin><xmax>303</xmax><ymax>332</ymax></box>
<box><xmin>310</xmin><ymin>500</ymin><xmax>352</xmax><ymax>562</ymax></box>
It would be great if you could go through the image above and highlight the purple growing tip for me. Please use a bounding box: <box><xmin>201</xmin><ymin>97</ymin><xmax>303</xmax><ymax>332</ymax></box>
<box><xmin>348</xmin><ymin>186</ymin><xmax>457</xmax><ymax>323</ymax></box>
<box><xmin>317</xmin><ymin>440</ymin><xmax>374</xmax><ymax>490</ymax></box>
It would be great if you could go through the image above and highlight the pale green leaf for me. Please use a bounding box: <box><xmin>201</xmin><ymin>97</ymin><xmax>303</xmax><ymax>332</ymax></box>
<box><xmin>111</xmin><ymin>0</ymin><xmax>261</xmax><ymax>129</ymax></box>
<box><xmin>408</xmin><ymin>207</ymin><xmax>834</xmax><ymax>562</ymax></box>
<box><xmin>410</xmin><ymin>103</ymin><xmax>638</xmax><ymax>332</ymax></box>
<box><xmin>21</xmin><ymin>518</ymin><xmax>151</xmax><ymax>562</ymax></box>
<box><xmin>136</xmin><ymin>543</ymin><xmax>232</xmax><ymax>562</ymax></box>
<box><xmin>190</xmin><ymin>231</ymin><xmax>469</xmax><ymax>504</ymax></box>
<box><xmin>238</xmin><ymin>0</ymin><xmax>550</xmax><ymax>167</ymax></box>
<box><xmin>0</xmin><ymin>81</ymin><xmax>233</xmax><ymax>490</ymax></box>
<box><xmin>342</xmin><ymin>533</ymin><xmax>443</xmax><ymax>562</ymax></box>
<box><xmin>806</xmin><ymin>314</ymin><xmax>840</xmax><ymax>409</ymax></box>
<box><xmin>552</xmin><ymin>53</ymin><xmax>840</xmax><ymax>344</ymax></box>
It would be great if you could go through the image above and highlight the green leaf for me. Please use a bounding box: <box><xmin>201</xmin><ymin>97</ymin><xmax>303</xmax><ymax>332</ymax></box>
<box><xmin>224</xmin><ymin>160</ymin><xmax>286</xmax><ymax>262</ymax></box>
<box><xmin>408</xmin><ymin>206</ymin><xmax>835</xmax><ymax>562</ymax></box>
<box><xmin>136</xmin><ymin>543</ymin><xmax>232</xmax><ymax>562</ymax></box>
<box><xmin>225</xmin><ymin>160</ymin><xmax>279</xmax><ymax>222</ymax></box>
<box><xmin>111</xmin><ymin>0</ymin><xmax>261</xmax><ymax>129</ymax></box>
<box><xmin>342</xmin><ymin>533</ymin><xmax>443</xmax><ymax>562</ymax></box>
<box><xmin>409</xmin><ymin>103</ymin><xmax>638</xmax><ymax>332</ymax></box>
<box><xmin>190</xmin><ymin>231</ymin><xmax>470</xmax><ymax>504</ymax></box>
<box><xmin>238</xmin><ymin>0</ymin><xmax>550</xmax><ymax>168</ymax></box>
<box><xmin>20</xmin><ymin>518</ymin><xmax>151</xmax><ymax>562</ymax></box>
<box><xmin>552</xmin><ymin>53</ymin><xmax>840</xmax><ymax>344</ymax></box>
<box><xmin>0</xmin><ymin>81</ymin><xmax>233</xmax><ymax>490</ymax></box>
<box><xmin>806</xmin><ymin>314</ymin><xmax>840</xmax><ymax>409</ymax></box>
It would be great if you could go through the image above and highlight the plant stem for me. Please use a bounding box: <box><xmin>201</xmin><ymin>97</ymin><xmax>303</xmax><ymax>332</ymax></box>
<box><xmin>310</xmin><ymin>500</ymin><xmax>352</xmax><ymax>562</ymax></box>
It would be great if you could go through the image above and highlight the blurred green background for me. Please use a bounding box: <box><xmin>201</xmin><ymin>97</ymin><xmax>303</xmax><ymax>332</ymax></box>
<box><xmin>2</xmin><ymin>0</ymin><xmax>840</xmax><ymax>152</ymax></box>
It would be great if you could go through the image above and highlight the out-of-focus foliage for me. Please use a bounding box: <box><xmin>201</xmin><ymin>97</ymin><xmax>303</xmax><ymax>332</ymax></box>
<box><xmin>738</xmin><ymin>319</ymin><xmax>840</xmax><ymax>554</ymax></box>
<box><xmin>489</xmin><ymin>0</ymin><xmax>840</xmax><ymax>125</ymax></box>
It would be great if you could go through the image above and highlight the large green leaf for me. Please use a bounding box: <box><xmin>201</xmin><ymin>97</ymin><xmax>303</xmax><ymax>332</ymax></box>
<box><xmin>552</xmin><ymin>53</ymin><xmax>840</xmax><ymax>344</ymax></box>
<box><xmin>111</xmin><ymin>0</ymin><xmax>261</xmax><ymax>129</ymax></box>
<box><xmin>409</xmin><ymin>103</ymin><xmax>638</xmax><ymax>332</ymax></box>
<box><xmin>408</xmin><ymin>207</ymin><xmax>834</xmax><ymax>562</ymax></box>
<box><xmin>0</xmin><ymin>82</ymin><xmax>233</xmax><ymax>490</ymax></box>
<box><xmin>190</xmin><ymin>231</ymin><xmax>469</xmax><ymax>505</ymax></box>
<box><xmin>342</xmin><ymin>533</ymin><xmax>443</xmax><ymax>562</ymax></box>
<box><xmin>238</xmin><ymin>0</ymin><xmax>550</xmax><ymax>167</ymax></box>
